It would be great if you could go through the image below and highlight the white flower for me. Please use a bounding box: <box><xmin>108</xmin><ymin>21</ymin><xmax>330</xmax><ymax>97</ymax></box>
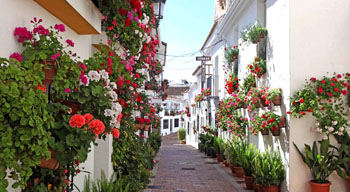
<box><xmin>104</xmin><ymin>109</ymin><xmax>113</xmax><ymax>117</ymax></box>
<box><xmin>129</xmin><ymin>87</ymin><xmax>134</xmax><ymax>91</ymax></box>
<box><xmin>109</xmin><ymin>82</ymin><xmax>117</xmax><ymax>90</ymax></box>
<box><xmin>0</xmin><ymin>63</ymin><xmax>9</xmax><ymax>67</ymax></box>
<box><xmin>99</xmin><ymin>70</ymin><xmax>109</xmax><ymax>81</ymax></box>
<box><xmin>107</xmin><ymin>91</ymin><xmax>118</xmax><ymax>101</ymax></box>
<box><xmin>315</xmin><ymin>128</ymin><xmax>321</xmax><ymax>133</ymax></box>
<box><xmin>112</xmin><ymin>102</ymin><xmax>123</xmax><ymax>114</ymax></box>
<box><xmin>88</xmin><ymin>70</ymin><xmax>101</xmax><ymax>82</ymax></box>
<box><xmin>136</xmin><ymin>69</ymin><xmax>143</xmax><ymax>73</ymax></box>
<box><xmin>332</xmin><ymin>121</ymin><xmax>338</xmax><ymax>126</ymax></box>
<box><xmin>315</xmin><ymin>122</ymin><xmax>320</xmax><ymax>127</ymax></box>
<box><xmin>135</xmin><ymin>30</ymin><xmax>139</xmax><ymax>34</ymax></box>
<box><xmin>146</xmin><ymin>36</ymin><xmax>151</xmax><ymax>43</ymax></box>
<box><xmin>338</xmin><ymin>131</ymin><xmax>344</xmax><ymax>136</ymax></box>
<box><xmin>328</xmin><ymin>127</ymin><xmax>334</xmax><ymax>132</ymax></box>
<box><xmin>339</xmin><ymin>127</ymin><xmax>345</xmax><ymax>131</ymax></box>
<box><xmin>322</xmin><ymin>135</ymin><xmax>328</xmax><ymax>140</ymax></box>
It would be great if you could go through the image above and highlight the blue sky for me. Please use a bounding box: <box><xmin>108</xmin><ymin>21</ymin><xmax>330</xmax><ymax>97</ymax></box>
<box><xmin>160</xmin><ymin>0</ymin><xmax>214</xmax><ymax>83</ymax></box>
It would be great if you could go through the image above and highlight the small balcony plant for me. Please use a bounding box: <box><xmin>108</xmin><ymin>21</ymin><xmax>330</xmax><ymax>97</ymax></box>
<box><xmin>241</xmin><ymin>21</ymin><xmax>268</xmax><ymax>44</ymax></box>
<box><xmin>247</xmin><ymin>57</ymin><xmax>266</xmax><ymax>78</ymax></box>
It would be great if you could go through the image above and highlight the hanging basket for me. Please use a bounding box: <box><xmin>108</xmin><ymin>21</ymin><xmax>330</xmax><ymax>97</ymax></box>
<box><xmin>271</xmin><ymin>128</ymin><xmax>280</xmax><ymax>136</ymax></box>
<box><xmin>272</xmin><ymin>95</ymin><xmax>282</xmax><ymax>105</ymax></box>
<box><xmin>60</xmin><ymin>100</ymin><xmax>80</xmax><ymax>115</ymax></box>
<box><xmin>39</xmin><ymin>148</ymin><xmax>59</xmax><ymax>170</ymax></box>
<box><xmin>279</xmin><ymin>117</ymin><xmax>286</xmax><ymax>128</ymax></box>
<box><xmin>260</xmin><ymin>129</ymin><xmax>269</xmax><ymax>135</ymax></box>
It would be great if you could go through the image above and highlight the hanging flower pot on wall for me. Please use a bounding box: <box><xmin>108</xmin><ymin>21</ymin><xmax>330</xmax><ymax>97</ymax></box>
<box><xmin>41</xmin><ymin>60</ymin><xmax>57</xmax><ymax>85</ymax></box>
<box><xmin>260</xmin><ymin>129</ymin><xmax>269</xmax><ymax>135</ymax></box>
<box><xmin>39</xmin><ymin>148</ymin><xmax>59</xmax><ymax>170</ymax></box>
<box><xmin>271</xmin><ymin>127</ymin><xmax>280</xmax><ymax>136</ymax></box>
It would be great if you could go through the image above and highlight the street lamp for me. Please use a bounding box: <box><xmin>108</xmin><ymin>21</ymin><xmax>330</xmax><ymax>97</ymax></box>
<box><xmin>153</xmin><ymin>0</ymin><xmax>166</xmax><ymax>27</ymax></box>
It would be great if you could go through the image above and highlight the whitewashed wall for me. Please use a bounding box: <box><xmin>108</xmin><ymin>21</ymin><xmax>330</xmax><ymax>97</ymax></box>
<box><xmin>0</xmin><ymin>0</ymin><xmax>114</xmax><ymax>191</ymax></box>
<box><xmin>289</xmin><ymin>0</ymin><xmax>350</xmax><ymax>191</ymax></box>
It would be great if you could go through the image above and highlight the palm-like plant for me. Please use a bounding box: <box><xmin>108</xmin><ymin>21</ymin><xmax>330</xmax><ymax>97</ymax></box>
<box><xmin>83</xmin><ymin>170</ymin><xmax>130</xmax><ymax>192</ymax></box>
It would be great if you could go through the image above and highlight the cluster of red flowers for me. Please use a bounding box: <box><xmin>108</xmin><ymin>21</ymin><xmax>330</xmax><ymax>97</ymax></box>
<box><xmin>247</xmin><ymin>57</ymin><xmax>266</xmax><ymax>78</ymax></box>
<box><xmin>311</xmin><ymin>74</ymin><xmax>348</xmax><ymax>99</ymax></box>
<box><xmin>225</xmin><ymin>74</ymin><xmax>239</xmax><ymax>94</ymax></box>
<box><xmin>69</xmin><ymin>114</ymin><xmax>106</xmax><ymax>137</ymax></box>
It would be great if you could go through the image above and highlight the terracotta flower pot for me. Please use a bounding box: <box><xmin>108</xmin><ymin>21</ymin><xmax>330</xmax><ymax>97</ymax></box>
<box><xmin>232</xmin><ymin>54</ymin><xmax>238</xmax><ymax>61</ymax></box>
<box><xmin>252</xmin><ymin>39</ymin><xmax>260</xmax><ymax>44</ymax></box>
<box><xmin>41</xmin><ymin>60</ymin><xmax>56</xmax><ymax>85</ymax></box>
<box><xmin>272</xmin><ymin>95</ymin><xmax>282</xmax><ymax>105</ymax></box>
<box><xmin>181</xmin><ymin>141</ymin><xmax>186</xmax><ymax>144</ymax></box>
<box><xmin>263</xmin><ymin>185</ymin><xmax>280</xmax><ymax>192</ymax></box>
<box><xmin>234</xmin><ymin>166</ymin><xmax>244</xmax><ymax>178</ymax></box>
<box><xmin>61</xmin><ymin>100</ymin><xmax>80</xmax><ymax>115</ymax></box>
<box><xmin>230</xmin><ymin>165</ymin><xmax>236</xmax><ymax>174</ymax></box>
<box><xmin>144</xmin><ymin>125</ymin><xmax>150</xmax><ymax>131</ymax></box>
<box><xmin>260</xmin><ymin>129</ymin><xmax>269</xmax><ymax>135</ymax></box>
<box><xmin>40</xmin><ymin>148</ymin><xmax>59</xmax><ymax>170</ymax></box>
<box><xmin>214</xmin><ymin>131</ymin><xmax>218</xmax><ymax>137</ymax></box>
<box><xmin>244</xmin><ymin>176</ymin><xmax>254</xmax><ymax>190</ymax></box>
<box><xmin>271</xmin><ymin>127</ymin><xmax>280</xmax><ymax>136</ymax></box>
<box><xmin>259</xmin><ymin>33</ymin><xmax>265</xmax><ymax>39</ymax></box>
<box><xmin>309</xmin><ymin>181</ymin><xmax>331</xmax><ymax>192</ymax></box>
<box><xmin>224</xmin><ymin>160</ymin><xmax>230</xmax><ymax>167</ymax></box>
<box><xmin>279</xmin><ymin>117</ymin><xmax>286</xmax><ymax>128</ymax></box>
<box><xmin>261</xmin><ymin>98</ymin><xmax>270</xmax><ymax>107</ymax></box>
<box><xmin>256</xmin><ymin>184</ymin><xmax>263</xmax><ymax>192</ymax></box>
<box><xmin>135</xmin><ymin>123</ymin><xmax>144</xmax><ymax>131</ymax></box>
<box><xmin>217</xmin><ymin>154</ymin><xmax>223</xmax><ymax>162</ymax></box>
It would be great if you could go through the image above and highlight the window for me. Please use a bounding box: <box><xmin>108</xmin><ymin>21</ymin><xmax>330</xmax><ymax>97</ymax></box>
<box><xmin>207</xmin><ymin>76</ymin><xmax>212</xmax><ymax>90</ymax></box>
<box><xmin>174</xmin><ymin>119</ymin><xmax>179</xmax><ymax>127</ymax></box>
<box><xmin>163</xmin><ymin>119</ymin><xmax>169</xmax><ymax>129</ymax></box>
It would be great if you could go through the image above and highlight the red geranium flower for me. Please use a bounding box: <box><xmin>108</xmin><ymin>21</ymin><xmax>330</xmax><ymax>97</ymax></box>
<box><xmin>111</xmin><ymin>128</ymin><xmax>120</xmax><ymax>139</ymax></box>
<box><xmin>88</xmin><ymin>119</ymin><xmax>105</xmax><ymax>135</ymax></box>
<box><xmin>69</xmin><ymin>114</ymin><xmax>85</xmax><ymax>128</ymax></box>
<box><xmin>83</xmin><ymin>114</ymin><xmax>93</xmax><ymax>123</ymax></box>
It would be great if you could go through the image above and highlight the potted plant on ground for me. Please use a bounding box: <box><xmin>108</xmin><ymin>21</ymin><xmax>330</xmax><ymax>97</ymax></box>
<box><xmin>294</xmin><ymin>139</ymin><xmax>349</xmax><ymax>192</ymax></box>
<box><xmin>254</xmin><ymin>148</ymin><xmax>285</xmax><ymax>192</ymax></box>
<box><xmin>178</xmin><ymin>128</ymin><xmax>186</xmax><ymax>144</ymax></box>
<box><xmin>239</xmin><ymin>144</ymin><xmax>257</xmax><ymax>190</ymax></box>
<box><xmin>214</xmin><ymin>138</ymin><xmax>225</xmax><ymax>162</ymax></box>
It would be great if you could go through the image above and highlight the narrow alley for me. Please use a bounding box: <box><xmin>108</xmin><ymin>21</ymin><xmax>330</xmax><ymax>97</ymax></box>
<box><xmin>146</xmin><ymin>134</ymin><xmax>247</xmax><ymax>192</ymax></box>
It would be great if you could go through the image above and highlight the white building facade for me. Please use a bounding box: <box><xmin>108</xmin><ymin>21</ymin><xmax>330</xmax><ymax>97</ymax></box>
<box><xmin>186</xmin><ymin>0</ymin><xmax>350</xmax><ymax>191</ymax></box>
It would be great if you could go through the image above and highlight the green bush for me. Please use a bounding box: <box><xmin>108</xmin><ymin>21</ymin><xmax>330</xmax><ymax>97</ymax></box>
<box><xmin>147</xmin><ymin>132</ymin><xmax>162</xmax><ymax>154</ymax></box>
<box><xmin>178</xmin><ymin>128</ymin><xmax>186</xmax><ymax>141</ymax></box>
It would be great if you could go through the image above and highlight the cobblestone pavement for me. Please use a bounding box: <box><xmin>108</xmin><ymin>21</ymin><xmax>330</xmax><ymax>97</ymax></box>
<box><xmin>146</xmin><ymin>133</ymin><xmax>249</xmax><ymax>192</ymax></box>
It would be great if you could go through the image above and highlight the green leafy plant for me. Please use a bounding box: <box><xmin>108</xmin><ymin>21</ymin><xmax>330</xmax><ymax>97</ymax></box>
<box><xmin>224</xmin><ymin>45</ymin><xmax>239</xmax><ymax>64</ymax></box>
<box><xmin>0</xmin><ymin>58</ymin><xmax>53</xmax><ymax>190</ymax></box>
<box><xmin>289</xmin><ymin>83</ymin><xmax>319</xmax><ymax>118</ymax></box>
<box><xmin>225</xmin><ymin>137</ymin><xmax>247</xmax><ymax>167</ymax></box>
<box><xmin>254</xmin><ymin>148</ymin><xmax>285</xmax><ymax>186</ymax></box>
<box><xmin>178</xmin><ymin>128</ymin><xmax>186</xmax><ymax>142</ymax></box>
<box><xmin>240</xmin><ymin>144</ymin><xmax>257</xmax><ymax>177</ymax></box>
<box><xmin>241</xmin><ymin>21</ymin><xmax>268</xmax><ymax>44</ymax></box>
<box><xmin>83</xmin><ymin>170</ymin><xmax>130</xmax><ymax>192</ymax></box>
<box><xmin>294</xmin><ymin>139</ymin><xmax>348</xmax><ymax>184</ymax></box>
<box><xmin>241</xmin><ymin>73</ymin><xmax>256</xmax><ymax>94</ymax></box>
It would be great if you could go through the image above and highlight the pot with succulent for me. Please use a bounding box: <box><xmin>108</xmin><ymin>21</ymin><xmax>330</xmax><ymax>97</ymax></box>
<box><xmin>224</xmin><ymin>45</ymin><xmax>239</xmax><ymax>64</ymax></box>
<box><xmin>294</xmin><ymin>139</ymin><xmax>350</xmax><ymax>192</ymax></box>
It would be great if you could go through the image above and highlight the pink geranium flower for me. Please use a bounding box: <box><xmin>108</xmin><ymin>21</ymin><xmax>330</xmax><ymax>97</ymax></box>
<box><xmin>9</xmin><ymin>52</ymin><xmax>22</xmax><ymax>62</ymax></box>
<box><xmin>54</xmin><ymin>24</ymin><xmax>65</xmax><ymax>32</ymax></box>
<box><xmin>66</xmin><ymin>39</ymin><xmax>74</xmax><ymax>47</ymax></box>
